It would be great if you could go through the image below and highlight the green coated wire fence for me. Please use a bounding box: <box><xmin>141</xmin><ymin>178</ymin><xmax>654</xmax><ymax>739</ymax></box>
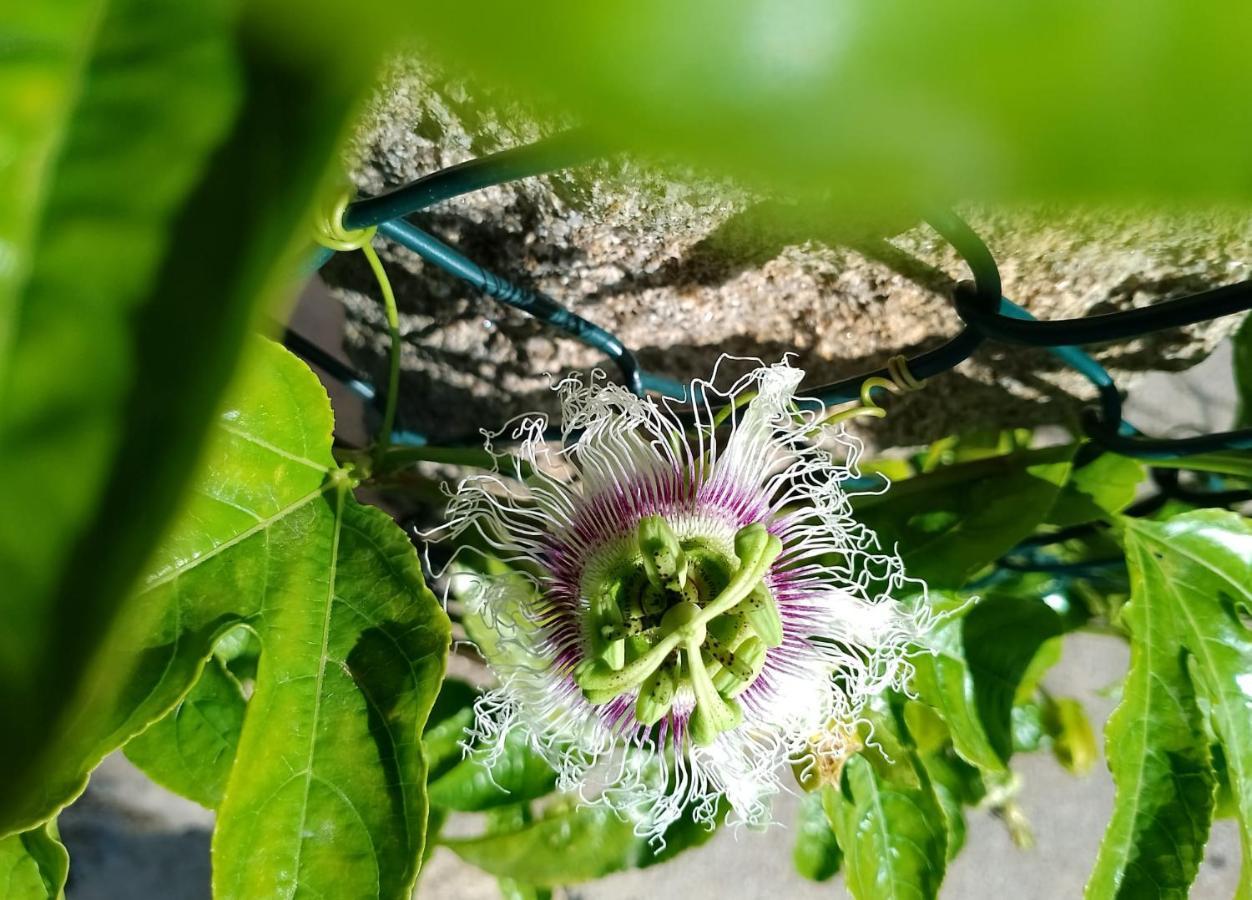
<box><xmin>293</xmin><ymin>131</ymin><xmax>1252</xmax><ymax>458</ymax></box>
<box><xmin>285</xmin><ymin>132</ymin><xmax>1252</xmax><ymax>576</ymax></box>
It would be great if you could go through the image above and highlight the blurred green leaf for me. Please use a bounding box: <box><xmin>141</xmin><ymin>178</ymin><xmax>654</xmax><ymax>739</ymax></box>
<box><xmin>7</xmin><ymin>341</ymin><xmax>452</xmax><ymax>898</ymax></box>
<box><xmin>902</xmin><ymin>700</ymin><xmax>950</xmax><ymax>757</ymax></box>
<box><xmin>1086</xmin><ymin>515</ymin><xmax>1219</xmax><ymax>898</ymax></box>
<box><xmin>857</xmin><ymin>446</ymin><xmax>1074</xmax><ymax>587</ymax></box>
<box><xmin>424</xmin><ymin>679</ymin><xmax>480</xmax><ymax>781</ymax></box>
<box><xmin>825</xmin><ymin>752</ymin><xmax>948</xmax><ymax>900</ymax></box>
<box><xmin>636</xmin><ymin>796</ymin><xmax>724</xmax><ymax>869</ymax></box>
<box><xmin>444</xmin><ymin>803</ymin><xmax>640</xmax><ymax>887</ymax></box>
<box><xmin>416</xmin><ymin>1</ymin><xmax>1252</xmax><ymax>206</ymax></box>
<box><xmin>445</xmin><ymin>793</ymin><xmax>722</xmax><ymax>886</ymax></box>
<box><xmin>911</xmin><ymin>594</ymin><xmax>1062</xmax><ymax>771</ymax></box>
<box><xmin>421</xmin><ymin>677</ymin><xmax>560</xmax><ymax>812</ymax></box>
<box><xmin>1015</xmin><ymin>637</ymin><xmax>1063</xmax><ymax>702</ymax></box>
<box><xmin>1010</xmin><ymin>702</ymin><xmax>1047</xmax><ymax>755</ymax></box>
<box><xmin>428</xmin><ymin>729</ymin><xmax>558</xmax><ymax>813</ymax></box>
<box><xmin>1046</xmin><ymin>454</ymin><xmax>1145</xmax><ymax>528</ymax></box>
<box><xmin>212</xmin><ymin>624</ymin><xmax>262</xmax><ymax>685</ymax></box>
<box><xmin>124</xmin><ymin>654</ymin><xmax>246</xmax><ymax>809</ymax></box>
<box><xmin>1151</xmin><ymin>453</ymin><xmax>1252</xmax><ymax>480</ymax></box>
<box><xmin>1042</xmin><ymin>696</ymin><xmax>1097</xmax><ymax>776</ymax></box>
<box><xmin>0</xmin><ymin>0</ymin><xmax>374</xmax><ymax>814</ymax></box>
<box><xmin>485</xmin><ymin>806</ymin><xmax>553</xmax><ymax>900</ymax></box>
<box><xmin>917</xmin><ymin>751</ymin><xmax>982</xmax><ymax>861</ymax></box>
<box><xmin>0</xmin><ymin>821</ymin><xmax>67</xmax><ymax>900</ymax></box>
<box><xmin>793</xmin><ymin>790</ymin><xmax>842</xmax><ymax>882</ymax></box>
<box><xmin>1118</xmin><ymin>512</ymin><xmax>1252</xmax><ymax>896</ymax></box>
<box><xmin>498</xmin><ymin>881</ymin><xmax>552</xmax><ymax>900</ymax></box>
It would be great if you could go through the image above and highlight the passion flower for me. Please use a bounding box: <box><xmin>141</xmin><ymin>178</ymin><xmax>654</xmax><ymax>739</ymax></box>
<box><xmin>441</xmin><ymin>360</ymin><xmax>926</xmax><ymax>838</ymax></box>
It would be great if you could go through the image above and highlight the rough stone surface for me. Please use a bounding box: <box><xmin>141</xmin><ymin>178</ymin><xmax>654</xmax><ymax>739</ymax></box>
<box><xmin>320</xmin><ymin>59</ymin><xmax>1252</xmax><ymax>449</ymax></box>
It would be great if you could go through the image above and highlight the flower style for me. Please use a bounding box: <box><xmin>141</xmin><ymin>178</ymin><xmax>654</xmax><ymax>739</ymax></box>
<box><xmin>440</xmin><ymin>359</ymin><xmax>927</xmax><ymax>839</ymax></box>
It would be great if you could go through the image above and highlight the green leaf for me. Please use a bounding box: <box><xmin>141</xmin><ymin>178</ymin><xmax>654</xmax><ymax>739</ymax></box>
<box><xmin>0</xmin><ymin>822</ymin><xmax>67</xmax><ymax>900</ymax></box>
<box><xmin>213</xmin><ymin>623</ymin><xmax>262</xmax><ymax>685</ymax></box>
<box><xmin>444</xmin><ymin>802</ymin><xmax>641</xmax><ymax>887</ymax></box>
<box><xmin>857</xmin><ymin>446</ymin><xmax>1074</xmax><ymax>587</ymax></box>
<box><xmin>10</xmin><ymin>340</ymin><xmax>452</xmax><ymax>898</ymax></box>
<box><xmin>421</xmin><ymin>678</ymin><xmax>560</xmax><ymax>811</ymax></box>
<box><xmin>0</xmin><ymin>0</ymin><xmax>375</xmax><ymax>812</ymax></box>
<box><xmin>428</xmin><ymin>729</ymin><xmax>558</xmax><ymax>812</ymax></box>
<box><xmin>445</xmin><ymin>793</ymin><xmax>721</xmax><ymax>886</ymax></box>
<box><xmin>916</xmin><ymin>751</ymin><xmax>982</xmax><ymax>861</ymax></box>
<box><xmin>1046</xmin><ymin>453</ymin><xmax>1145</xmax><ymax>527</ymax></box>
<box><xmin>637</xmin><ymin>798</ymin><xmax>724</xmax><ymax>869</ymax></box>
<box><xmin>910</xmin><ymin>594</ymin><xmax>1063</xmax><ymax>771</ymax></box>
<box><xmin>1042</xmin><ymin>696</ymin><xmax>1097</xmax><ymax>776</ymax></box>
<box><xmin>1150</xmin><ymin>452</ymin><xmax>1252</xmax><ymax>480</ymax></box>
<box><xmin>825</xmin><ymin>752</ymin><xmax>948</xmax><ymax>900</ymax></box>
<box><xmin>793</xmin><ymin>790</ymin><xmax>842</xmax><ymax>882</ymax></box>
<box><xmin>1117</xmin><ymin>512</ymin><xmax>1252</xmax><ymax>896</ymax></box>
<box><xmin>498</xmin><ymin>881</ymin><xmax>552</xmax><ymax>900</ymax></box>
<box><xmin>124</xmin><ymin>653</ymin><xmax>246</xmax><ymax>809</ymax></box>
<box><xmin>423</xmin><ymin>679</ymin><xmax>479</xmax><ymax>782</ymax></box>
<box><xmin>485</xmin><ymin>806</ymin><xmax>553</xmax><ymax>900</ymax></box>
<box><xmin>417</xmin><ymin>2</ymin><xmax>1252</xmax><ymax>206</ymax></box>
<box><xmin>1085</xmin><ymin>515</ymin><xmax>1218</xmax><ymax>899</ymax></box>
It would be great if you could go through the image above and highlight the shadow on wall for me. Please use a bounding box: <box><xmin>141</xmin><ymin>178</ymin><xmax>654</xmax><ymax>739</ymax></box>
<box><xmin>317</xmin><ymin>200</ymin><xmax>1224</xmax><ymax>447</ymax></box>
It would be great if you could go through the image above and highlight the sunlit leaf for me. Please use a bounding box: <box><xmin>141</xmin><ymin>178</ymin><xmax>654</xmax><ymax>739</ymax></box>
<box><xmin>917</xmin><ymin>750</ymin><xmax>982</xmax><ymax>862</ymax></box>
<box><xmin>1043</xmin><ymin>697</ymin><xmax>1097</xmax><ymax>776</ymax></box>
<box><xmin>8</xmin><ymin>341</ymin><xmax>451</xmax><ymax>899</ymax></box>
<box><xmin>0</xmin><ymin>0</ymin><xmax>374</xmax><ymax>816</ymax></box>
<box><xmin>1150</xmin><ymin>453</ymin><xmax>1252</xmax><ymax>481</ymax></box>
<box><xmin>910</xmin><ymin>594</ymin><xmax>1062</xmax><ymax>771</ymax></box>
<box><xmin>486</xmin><ymin>806</ymin><xmax>553</xmax><ymax>900</ymax></box>
<box><xmin>416</xmin><ymin>1</ymin><xmax>1252</xmax><ymax>206</ymax></box>
<box><xmin>428</xmin><ymin>729</ymin><xmax>558</xmax><ymax>813</ymax></box>
<box><xmin>1116</xmin><ymin>512</ymin><xmax>1252</xmax><ymax>896</ymax></box>
<box><xmin>423</xmin><ymin>679</ymin><xmax>479</xmax><ymax>782</ymax></box>
<box><xmin>124</xmin><ymin>654</ymin><xmax>246</xmax><ymax>809</ymax></box>
<box><xmin>857</xmin><ymin>446</ymin><xmax>1074</xmax><ymax>587</ymax></box>
<box><xmin>443</xmin><ymin>803</ymin><xmax>640</xmax><ymax>886</ymax></box>
<box><xmin>825</xmin><ymin>750</ymin><xmax>948</xmax><ymax>900</ymax></box>
<box><xmin>793</xmin><ymin>790</ymin><xmax>841</xmax><ymax>882</ymax></box>
<box><xmin>444</xmin><ymin>793</ymin><xmax>722</xmax><ymax>885</ymax></box>
<box><xmin>0</xmin><ymin>821</ymin><xmax>67</xmax><ymax>900</ymax></box>
<box><xmin>1086</xmin><ymin>514</ymin><xmax>1219</xmax><ymax>899</ymax></box>
<box><xmin>1046</xmin><ymin>454</ymin><xmax>1144</xmax><ymax>528</ymax></box>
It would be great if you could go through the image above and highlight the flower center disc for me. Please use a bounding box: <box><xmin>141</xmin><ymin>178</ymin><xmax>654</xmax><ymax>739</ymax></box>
<box><xmin>573</xmin><ymin>515</ymin><xmax>785</xmax><ymax>745</ymax></box>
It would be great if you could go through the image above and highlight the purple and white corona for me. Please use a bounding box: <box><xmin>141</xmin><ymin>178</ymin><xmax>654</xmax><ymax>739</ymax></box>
<box><xmin>441</xmin><ymin>359</ymin><xmax>927</xmax><ymax>838</ymax></box>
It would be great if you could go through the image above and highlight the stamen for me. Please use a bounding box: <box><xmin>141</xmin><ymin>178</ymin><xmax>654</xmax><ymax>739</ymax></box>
<box><xmin>574</xmin><ymin>521</ymin><xmax>784</xmax><ymax>742</ymax></box>
<box><xmin>638</xmin><ymin>514</ymin><xmax>688</xmax><ymax>590</ymax></box>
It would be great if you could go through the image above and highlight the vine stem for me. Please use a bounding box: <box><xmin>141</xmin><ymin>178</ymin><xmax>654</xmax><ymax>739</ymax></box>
<box><xmin>360</xmin><ymin>241</ymin><xmax>401</xmax><ymax>453</ymax></box>
<box><xmin>377</xmin><ymin>444</ymin><xmax>533</xmax><ymax>479</ymax></box>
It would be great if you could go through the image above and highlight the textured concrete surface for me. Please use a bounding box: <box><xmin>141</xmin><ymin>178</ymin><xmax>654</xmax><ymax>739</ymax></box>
<box><xmin>324</xmin><ymin>59</ymin><xmax>1252</xmax><ymax>451</ymax></box>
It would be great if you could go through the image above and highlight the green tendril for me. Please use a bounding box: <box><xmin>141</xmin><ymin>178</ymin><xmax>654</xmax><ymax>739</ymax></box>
<box><xmin>314</xmin><ymin>189</ymin><xmax>401</xmax><ymax>453</ymax></box>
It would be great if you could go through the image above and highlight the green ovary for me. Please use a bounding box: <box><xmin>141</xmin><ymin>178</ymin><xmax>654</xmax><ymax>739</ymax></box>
<box><xmin>574</xmin><ymin>514</ymin><xmax>785</xmax><ymax>746</ymax></box>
